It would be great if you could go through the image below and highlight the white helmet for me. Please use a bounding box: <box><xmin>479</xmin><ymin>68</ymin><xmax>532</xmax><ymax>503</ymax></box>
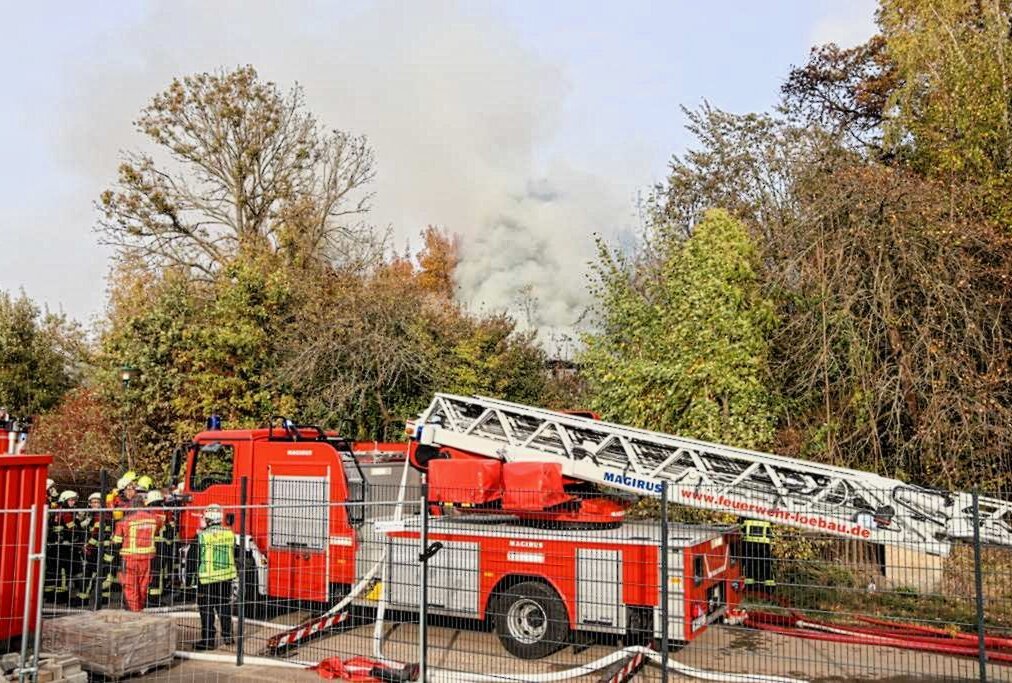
<box><xmin>88</xmin><ymin>492</ymin><xmax>102</xmax><ymax>502</ymax></box>
<box><xmin>58</xmin><ymin>490</ymin><xmax>79</xmax><ymax>504</ymax></box>
<box><xmin>203</xmin><ymin>504</ymin><xmax>223</xmax><ymax>524</ymax></box>
<box><xmin>145</xmin><ymin>490</ymin><xmax>164</xmax><ymax>506</ymax></box>
<box><xmin>46</xmin><ymin>479</ymin><xmax>55</xmax><ymax>490</ymax></box>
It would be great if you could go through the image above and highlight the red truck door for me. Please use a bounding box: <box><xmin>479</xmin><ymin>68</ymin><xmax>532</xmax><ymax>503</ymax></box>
<box><xmin>265</xmin><ymin>461</ymin><xmax>333</xmax><ymax>602</ymax></box>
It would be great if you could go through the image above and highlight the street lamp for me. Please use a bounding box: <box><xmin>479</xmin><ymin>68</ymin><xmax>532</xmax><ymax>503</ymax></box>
<box><xmin>119</xmin><ymin>365</ymin><xmax>139</xmax><ymax>470</ymax></box>
<box><xmin>120</xmin><ymin>365</ymin><xmax>138</xmax><ymax>389</ymax></box>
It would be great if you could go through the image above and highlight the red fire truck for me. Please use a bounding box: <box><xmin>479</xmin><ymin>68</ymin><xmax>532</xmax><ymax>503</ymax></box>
<box><xmin>175</xmin><ymin>394</ymin><xmax>1012</xmax><ymax>660</ymax></box>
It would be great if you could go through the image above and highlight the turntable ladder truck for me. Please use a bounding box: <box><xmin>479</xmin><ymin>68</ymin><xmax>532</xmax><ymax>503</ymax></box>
<box><xmin>375</xmin><ymin>393</ymin><xmax>1012</xmax><ymax>658</ymax></box>
<box><xmin>178</xmin><ymin>396</ymin><xmax>1012</xmax><ymax>659</ymax></box>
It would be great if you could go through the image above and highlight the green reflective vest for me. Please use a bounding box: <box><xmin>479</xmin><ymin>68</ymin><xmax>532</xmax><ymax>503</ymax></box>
<box><xmin>197</xmin><ymin>526</ymin><xmax>237</xmax><ymax>585</ymax></box>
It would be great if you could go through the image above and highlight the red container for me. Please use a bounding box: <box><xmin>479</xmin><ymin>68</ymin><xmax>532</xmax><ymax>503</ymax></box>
<box><xmin>0</xmin><ymin>455</ymin><xmax>51</xmax><ymax>642</ymax></box>
<box><xmin>429</xmin><ymin>459</ymin><xmax>503</xmax><ymax>504</ymax></box>
<box><xmin>501</xmin><ymin>461</ymin><xmax>573</xmax><ymax>511</ymax></box>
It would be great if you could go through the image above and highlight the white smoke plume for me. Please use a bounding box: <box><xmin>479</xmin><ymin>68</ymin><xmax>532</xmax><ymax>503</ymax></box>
<box><xmin>47</xmin><ymin>0</ymin><xmax>636</xmax><ymax>334</ymax></box>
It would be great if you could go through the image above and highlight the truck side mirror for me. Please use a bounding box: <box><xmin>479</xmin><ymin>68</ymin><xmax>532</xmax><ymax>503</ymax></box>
<box><xmin>170</xmin><ymin>441</ymin><xmax>194</xmax><ymax>487</ymax></box>
<box><xmin>169</xmin><ymin>447</ymin><xmax>181</xmax><ymax>486</ymax></box>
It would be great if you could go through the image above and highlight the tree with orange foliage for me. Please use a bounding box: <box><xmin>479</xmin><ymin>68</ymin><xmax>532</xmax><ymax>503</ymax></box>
<box><xmin>416</xmin><ymin>226</ymin><xmax>459</xmax><ymax>298</ymax></box>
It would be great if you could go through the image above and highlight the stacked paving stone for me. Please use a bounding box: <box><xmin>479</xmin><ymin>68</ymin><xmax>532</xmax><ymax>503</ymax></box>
<box><xmin>0</xmin><ymin>652</ymin><xmax>86</xmax><ymax>683</ymax></box>
<box><xmin>41</xmin><ymin>610</ymin><xmax>176</xmax><ymax>679</ymax></box>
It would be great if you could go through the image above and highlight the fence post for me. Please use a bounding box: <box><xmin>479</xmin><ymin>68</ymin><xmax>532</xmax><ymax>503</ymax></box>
<box><xmin>18</xmin><ymin>504</ymin><xmax>37</xmax><ymax>683</ymax></box>
<box><xmin>30</xmin><ymin>505</ymin><xmax>48</xmax><ymax>683</ymax></box>
<box><xmin>660</xmin><ymin>482</ymin><xmax>670</xmax><ymax>683</ymax></box>
<box><xmin>418</xmin><ymin>481</ymin><xmax>430</xmax><ymax>682</ymax></box>
<box><xmin>236</xmin><ymin>476</ymin><xmax>248</xmax><ymax>667</ymax></box>
<box><xmin>94</xmin><ymin>469</ymin><xmax>108</xmax><ymax>612</ymax></box>
<box><xmin>972</xmin><ymin>491</ymin><xmax>987</xmax><ymax>682</ymax></box>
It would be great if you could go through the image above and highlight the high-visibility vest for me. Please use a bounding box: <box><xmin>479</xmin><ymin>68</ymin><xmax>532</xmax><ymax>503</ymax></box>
<box><xmin>113</xmin><ymin>511</ymin><xmax>162</xmax><ymax>556</ymax></box>
<box><xmin>197</xmin><ymin>526</ymin><xmax>237</xmax><ymax>585</ymax></box>
<box><xmin>743</xmin><ymin>519</ymin><xmax>772</xmax><ymax>544</ymax></box>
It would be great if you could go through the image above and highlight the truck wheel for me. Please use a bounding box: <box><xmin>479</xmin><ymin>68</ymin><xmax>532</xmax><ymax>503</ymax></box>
<box><xmin>493</xmin><ymin>581</ymin><xmax>569</xmax><ymax>659</ymax></box>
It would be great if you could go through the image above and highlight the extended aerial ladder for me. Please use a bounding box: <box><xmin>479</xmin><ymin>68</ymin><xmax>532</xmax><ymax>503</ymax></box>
<box><xmin>408</xmin><ymin>393</ymin><xmax>1012</xmax><ymax>556</ymax></box>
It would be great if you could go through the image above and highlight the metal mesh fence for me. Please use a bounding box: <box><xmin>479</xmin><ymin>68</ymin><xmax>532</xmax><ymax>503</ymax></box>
<box><xmin>1</xmin><ymin>481</ymin><xmax>1011</xmax><ymax>681</ymax></box>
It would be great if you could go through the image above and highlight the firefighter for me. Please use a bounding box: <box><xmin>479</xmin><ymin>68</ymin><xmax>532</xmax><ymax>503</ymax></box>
<box><xmin>739</xmin><ymin>519</ymin><xmax>776</xmax><ymax>593</ymax></box>
<box><xmin>136</xmin><ymin>475</ymin><xmax>154</xmax><ymax>494</ymax></box>
<box><xmin>111</xmin><ymin>497</ymin><xmax>163</xmax><ymax>612</ymax></box>
<box><xmin>43</xmin><ymin>481</ymin><xmax>62</xmax><ymax>603</ymax></box>
<box><xmin>53</xmin><ymin>490</ymin><xmax>83</xmax><ymax>603</ymax></box>
<box><xmin>77</xmin><ymin>492</ymin><xmax>115</xmax><ymax>604</ymax></box>
<box><xmin>144</xmin><ymin>489</ymin><xmax>172</xmax><ymax>605</ymax></box>
<box><xmin>194</xmin><ymin>504</ymin><xmax>236</xmax><ymax>650</ymax></box>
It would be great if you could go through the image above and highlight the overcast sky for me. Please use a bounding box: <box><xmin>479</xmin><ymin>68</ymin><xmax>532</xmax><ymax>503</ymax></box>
<box><xmin>0</xmin><ymin>0</ymin><xmax>876</xmax><ymax>330</ymax></box>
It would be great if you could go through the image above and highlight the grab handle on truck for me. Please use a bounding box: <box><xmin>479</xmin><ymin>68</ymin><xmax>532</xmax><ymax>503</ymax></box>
<box><xmin>419</xmin><ymin>541</ymin><xmax>443</xmax><ymax>563</ymax></box>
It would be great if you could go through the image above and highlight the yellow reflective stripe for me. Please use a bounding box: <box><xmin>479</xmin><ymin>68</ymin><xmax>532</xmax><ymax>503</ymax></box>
<box><xmin>111</xmin><ymin>535</ymin><xmax>123</xmax><ymax>543</ymax></box>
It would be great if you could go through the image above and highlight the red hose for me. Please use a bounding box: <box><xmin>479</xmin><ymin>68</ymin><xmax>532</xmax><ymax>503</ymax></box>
<box><xmin>748</xmin><ymin>610</ymin><xmax>1012</xmax><ymax>650</ymax></box>
<box><xmin>750</xmin><ymin>621</ymin><xmax>1012</xmax><ymax>663</ymax></box>
<box><xmin>797</xmin><ymin>620</ymin><xmax>1010</xmax><ymax>651</ymax></box>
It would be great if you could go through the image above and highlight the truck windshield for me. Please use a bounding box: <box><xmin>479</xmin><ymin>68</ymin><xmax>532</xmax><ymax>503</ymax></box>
<box><xmin>190</xmin><ymin>442</ymin><xmax>234</xmax><ymax>491</ymax></box>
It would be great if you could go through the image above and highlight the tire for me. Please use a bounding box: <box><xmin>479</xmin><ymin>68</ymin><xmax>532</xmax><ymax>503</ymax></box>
<box><xmin>493</xmin><ymin>581</ymin><xmax>569</xmax><ymax>659</ymax></box>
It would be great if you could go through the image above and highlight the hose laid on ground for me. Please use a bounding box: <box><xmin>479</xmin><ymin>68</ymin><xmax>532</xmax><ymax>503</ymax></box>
<box><xmin>855</xmin><ymin>615</ymin><xmax>1012</xmax><ymax>651</ymax></box>
<box><xmin>371</xmin><ymin>456</ymin><xmax>413</xmax><ymax>665</ymax></box>
<box><xmin>167</xmin><ymin>612</ymin><xmax>289</xmax><ymax>631</ymax></box>
<box><xmin>754</xmin><ymin>621</ymin><xmax>1012</xmax><ymax>663</ymax></box>
<box><xmin>747</xmin><ymin>612</ymin><xmax>1012</xmax><ymax>664</ymax></box>
<box><xmin>426</xmin><ymin>645</ymin><xmax>807</xmax><ymax>683</ymax></box>
<box><xmin>144</xmin><ymin>604</ymin><xmax>198</xmax><ymax>613</ymax></box>
<box><xmin>174</xmin><ymin>650</ymin><xmax>311</xmax><ymax>668</ymax></box>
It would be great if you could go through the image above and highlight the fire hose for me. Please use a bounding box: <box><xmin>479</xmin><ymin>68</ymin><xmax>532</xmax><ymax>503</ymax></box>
<box><xmin>424</xmin><ymin>646</ymin><xmax>807</xmax><ymax>683</ymax></box>
<box><xmin>747</xmin><ymin>611</ymin><xmax>1012</xmax><ymax>664</ymax></box>
<box><xmin>855</xmin><ymin>615</ymin><xmax>1012</xmax><ymax>651</ymax></box>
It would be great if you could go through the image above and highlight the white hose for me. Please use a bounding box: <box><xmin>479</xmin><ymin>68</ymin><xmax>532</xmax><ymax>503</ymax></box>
<box><xmin>315</xmin><ymin>453</ymin><xmax>414</xmax><ymax>623</ymax></box>
<box><xmin>167</xmin><ymin>612</ymin><xmax>289</xmax><ymax>631</ymax></box>
<box><xmin>427</xmin><ymin>645</ymin><xmax>807</xmax><ymax>683</ymax></box>
<box><xmin>796</xmin><ymin>619</ymin><xmax>896</xmax><ymax>644</ymax></box>
<box><xmin>371</xmin><ymin>455</ymin><xmax>413</xmax><ymax>662</ymax></box>
<box><xmin>174</xmin><ymin>650</ymin><xmax>311</xmax><ymax>668</ymax></box>
<box><xmin>144</xmin><ymin>604</ymin><xmax>198</xmax><ymax>613</ymax></box>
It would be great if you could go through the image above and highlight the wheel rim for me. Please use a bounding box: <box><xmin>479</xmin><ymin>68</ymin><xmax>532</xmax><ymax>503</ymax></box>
<box><xmin>506</xmin><ymin>597</ymin><xmax>548</xmax><ymax>644</ymax></box>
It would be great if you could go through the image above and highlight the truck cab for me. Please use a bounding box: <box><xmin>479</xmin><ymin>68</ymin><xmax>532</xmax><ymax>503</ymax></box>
<box><xmin>175</xmin><ymin>420</ymin><xmax>414</xmax><ymax>603</ymax></box>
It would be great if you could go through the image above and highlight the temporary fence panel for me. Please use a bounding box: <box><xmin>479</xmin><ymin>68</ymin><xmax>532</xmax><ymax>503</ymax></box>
<box><xmin>0</xmin><ymin>455</ymin><xmax>49</xmax><ymax>643</ymax></box>
<box><xmin>8</xmin><ymin>482</ymin><xmax>1012</xmax><ymax>682</ymax></box>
